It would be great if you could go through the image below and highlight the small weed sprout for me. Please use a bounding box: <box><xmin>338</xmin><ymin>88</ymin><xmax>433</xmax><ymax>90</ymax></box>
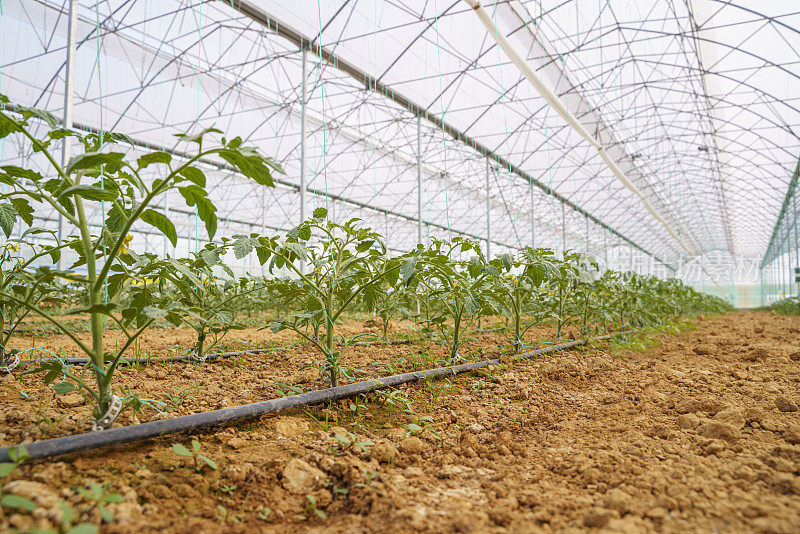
<box><xmin>330</xmin><ymin>431</ymin><xmax>374</xmax><ymax>456</ymax></box>
<box><xmin>76</xmin><ymin>481</ymin><xmax>124</xmax><ymax>523</ymax></box>
<box><xmin>172</xmin><ymin>439</ymin><xmax>217</xmax><ymax>472</ymax></box>
<box><xmin>303</xmin><ymin>494</ymin><xmax>327</xmax><ymax>520</ymax></box>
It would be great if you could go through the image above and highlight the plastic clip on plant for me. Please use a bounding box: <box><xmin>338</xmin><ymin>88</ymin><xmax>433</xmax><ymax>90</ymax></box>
<box><xmin>0</xmin><ymin>94</ymin><xmax>282</xmax><ymax>429</ymax></box>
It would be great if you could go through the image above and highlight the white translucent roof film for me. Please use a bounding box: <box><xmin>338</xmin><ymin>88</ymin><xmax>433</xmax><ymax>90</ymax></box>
<box><xmin>1</xmin><ymin>0</ymin><xmax>799</xmax><ymax>290</ymax></box>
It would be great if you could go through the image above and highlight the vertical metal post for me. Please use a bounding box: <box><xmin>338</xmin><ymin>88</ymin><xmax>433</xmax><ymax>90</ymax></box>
<box><xmin>417</xmin><ymin>115</ymin><xmax>422</xmax><ymax>246</ymax></box>
<box><xmin>58</xmin><ymin>0</ymin><xmax>79</xmax><ymax>269</ymax></box>
<box><xmin>299</xmin><ymin>47</ymin><xmax>307</xmax><ymax>224</ymax></box>
<box><xmin>584</xmin><ymin>214</ymin><xmax>589</xmax><ymax>255</ymax></box>
<box><xmin>529</xmin><ymin>179</ymin><xmax>534</xmax><ymax>247</ymax></box>
<box><xmin>485</xmin><ymin>158</ymin><xmax>491</xmax><ymax>259</ymax></box>
<box><xmin>793</xmin><ymin>195</ymin><xmax>799</xmax><ymax>297</ymax></box>
<box><xmin>163</xmin><ymin>195</ymin><xmax>169</xmax><ymax>257</ymax></box>
<box><xmin>760</xmin><ymin>266</ymin><xmax>764</xmax><ymax>307</ymax></box>
<box><xmin>602</xmin><ymin>228</ymin><xmax>608</xmax><ymax>267</ymax></box>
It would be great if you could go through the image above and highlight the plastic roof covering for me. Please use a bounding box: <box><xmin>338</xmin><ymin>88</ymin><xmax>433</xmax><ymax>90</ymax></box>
<box><xmin>0</xmin><ymin>0</ymin><xmax>798</xmax><ymax>280</ymax></box>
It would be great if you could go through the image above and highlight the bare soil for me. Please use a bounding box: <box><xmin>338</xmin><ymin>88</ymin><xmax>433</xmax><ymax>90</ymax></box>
<box><xmin>2</xmin><ymin>311</ymin><xmax>800</xmax><ymax>533</ymax></box>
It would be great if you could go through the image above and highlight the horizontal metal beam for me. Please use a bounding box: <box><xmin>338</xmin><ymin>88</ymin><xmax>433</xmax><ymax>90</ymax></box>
<box><xmin>225</xmin><ymin>0</ymin><xmax>675</xmax><ymax>270</ymax></box>
<box><xmin>2</xmin><ymin>104</ymin><xmax>516</xmax><ymax>252</ymax></box>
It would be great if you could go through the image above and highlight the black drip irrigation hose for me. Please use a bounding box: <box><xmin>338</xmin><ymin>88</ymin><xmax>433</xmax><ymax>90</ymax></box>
<box><xmin>0</xmin><ymin>332</ymin><xmax>621</xmax><ymax>462</ymax></box>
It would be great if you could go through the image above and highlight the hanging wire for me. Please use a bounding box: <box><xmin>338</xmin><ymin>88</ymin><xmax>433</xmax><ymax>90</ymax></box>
<box><xmin>490</xmin><ymin>1</ymin><xmax>520</xmax><ymax>251</ymax></box>
<box><xmin>95</xmin><ymin>1</ymin><xmax>108</xmax><ymax>310</ymax></box>
<box><xmin>195</xmin><ymin>0</ymin><xmax>202</xmax><ymax>252</ymax></box>
<box><xmin>316</xmin><ymin>0</ymin><xmax>329</xmax><ymax>222</ymax></box>
<box><xmin>432</xmin><ymin>0</ymin><xmax>451</xmax><ymax>235</ymax></box>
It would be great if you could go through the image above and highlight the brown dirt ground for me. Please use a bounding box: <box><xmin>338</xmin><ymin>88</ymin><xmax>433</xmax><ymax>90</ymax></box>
<box><xmin>2</xmin><ymin>311</ymin><xmax>800</xmax><ymax>533</ymax></box>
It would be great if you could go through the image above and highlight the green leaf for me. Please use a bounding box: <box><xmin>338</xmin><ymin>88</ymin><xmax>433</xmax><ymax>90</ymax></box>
<box><xmin>217</xmin><ymin>148</ymin><xmax>275</xmax><ymax>187</ymax></box>
<box><xmin>59</xmin><ymin>184</ymin><xmax>117</xmax><ymax>202</ymax></box>
<box><xmin>178</xmin><ymin>186</ymin><xmax>217</xmax><ymax>239</ymax></box>
<box><xmin>142</xmin><ymin>306</ymin><xmax>167</xmax><ymax>319</ymax></box>
<box><xmin>192</xmin><ymin>439</ymin><xmax>201</xmax><ymax>453</ymax></box>
<box><xmin>65</xmin><ymin>303</ymin><xmax>116</xmax><ymax>316</ymax></box>
<box><xmin>18</xmin><ymin>105</ymin><xmax>61</xmax><ymax>128</ymax></box>
<box><xmin>200</xmin><ymin>455</ymin><xmax>217</xmax><ymax>470</ymax></box>
<box><xmin>174</xmin><ymin>126</ymin><xmax>223</xmax><ymax>144</ymax></box>
<box><xmin>233</xmin><ymin>238</ymin><xmax>254</xmax><ymax>259</ymax></box>
<box><xmin>0</xmin><ymin>203</ymin><xmax>16</xmax><ymax>238</ymax></box>
<box><xmin>0</xmin><ymin>463</ymin><xmax>16</xmax><ymax>478</ymax></box>
<box><xmin>8</xmin><ymin>446</ymin><xmax>28</xmax><ymax>463</ymax></box>
<box><xmin>141</xmin><ymin>209</ymin><xmax>177</xmax><ymax>246</ymax></box>
<box><xmin>179</xmin><ymin>167</ymin><xmax>206</xmax><ymax>187</ymax></box>
<box><xmin>0</xmin><ymin>113</ymin><xmax>21</xmax><ymax>140</ymax></box>
<box><xmin>66</xmin><ymin>524</ymin><xmax>99</xmax><ymax>534</ymax></box>
<box><xmin>106</xmin><ymin>203</ymin><xmax>131</xmax><ymax>235</ymax></box>
<box><xmin>400</xmin><ymin>256</ymin><xmax>417</xmax><ymax>284</ymax></box>
<box><xmin>137</xmin><ymin>151</ymin><xmax>172</xmax><ymax>170</ymax></box>
<box><xmin>172</xmin><ymin>443</ymin><xmax>192</xmax><ymax>457</ymax></box>
<box><xmin>10</xmin><ymin>198</ymin><xmax>34</xmax><ymax>226</ymax></box>
<box><xmin>1</xmin><ymin>494</ymin><xmax>36</xmax><ymax>512</ymax></box>
<box><xmin>51</xmin><ymin>382</ymin><xmax>76</xmax><ymax>394</ymax></box>
<box><xmin>66</xmin><ymin>152</ymin><xmax>126</xmax><ymax>174</ymax></box>
<box><xmin>1</xmin><ymin>165</ymin><xmax>43</xmax><ymax>182</ymax></box>
<box><xmin>355</xmin><ymin>240</ymin><xmax>374</xmax><ymax>253</ymax></box>
<box><xmin>312</xmin><ymin>207</ymin><xmax>328</xmax><ymax>219</ymax></box>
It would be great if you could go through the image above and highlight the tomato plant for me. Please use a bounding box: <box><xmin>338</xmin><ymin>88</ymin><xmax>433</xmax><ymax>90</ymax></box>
<box><xmin>413</xmin><ymin>237</ymin><xmax>497</xmax><ymax>363</ymax></box>
<box><xmin>152</xmin><ymin>242</ymin><xmax>267</xmax><ymax>361</ymax></box>
<box><xmin>254</xmin><ymin>209</ymin><xmax>415</xmax><ymax>386</ymax></box>
<box><xmin>489</xmin><ymin>247</ymin><xmax>558</xmax><ymax>353</ymax></box>
<box><xmin>0</xmin><ymin>228</ymin><xmax>66</xmax><ymax>371</ymax></box>
<box><xmin>0</xmin><ymin>94</ymin><xmax>281</xmax><ymax>427</ymax></box>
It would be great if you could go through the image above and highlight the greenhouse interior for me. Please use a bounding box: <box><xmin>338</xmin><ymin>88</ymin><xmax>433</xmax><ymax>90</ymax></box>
<box><xmin>0</xmin><ymin>0</ymin><xmax>799</xmax><ymax>532</ymax></box>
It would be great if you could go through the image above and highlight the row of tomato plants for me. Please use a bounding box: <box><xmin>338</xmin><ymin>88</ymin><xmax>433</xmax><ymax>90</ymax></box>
<box><xmin>0</xmin><ymin>95</ymin><xmax>731</xmax><ymax>430</ymax></box>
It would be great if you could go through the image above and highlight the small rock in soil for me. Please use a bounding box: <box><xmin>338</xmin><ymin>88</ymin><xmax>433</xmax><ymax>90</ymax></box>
<box><xmin>770</xmin><ymin>473</ymin><xmax>800</xmax><ymax>495</ymax></box>
<box><xmin>602</xmin><ymin>488</ymin><xmax>631</xmax><ymax>514</ymax></box>
<box><xmin>713</xmin><ymin>407</ymin><xmax>746</xmax><ymax>429</ymax></box>
<box><xmin>676</xmin><ymin>413</ymin><xmax>701</xmax><ymax>429</ymax></box>
<box><xmin>399</xmin><ymin>436</ymin><xmax>426</xmax><ymax>455</ymax></box>
<box><xmin>225</xmin><ymin>437</ymin><xmax>247</xmax><ymax>449</ymax></box>
<box><xmin>281</xmin><ymin>458</ymin><xmax>327</xmax><ymax>494</ymax></box>
<box><xmin>56</xmin><ymin>394</ymin><xmax>84</xmax><ymax>408</ymax></box>
<box><xmin>274</xmin><ymin>417</ymin><xmax>309</xmax><ymax>437</ymax></box>
<box><xmin>774</xmin><ymin>396</ymin><xmax>798</xmax><ymax>413</ymax></box>
<box><xmin>369</xmin><ymin>442</ymin><xmax>399</xmax><ymax>463</ymax></box>
<box><xmin>699</xmin><ymin>422</ymin><xmax>740</xmax><ymax>441</ymax></box>
<box><xmin>583</xmin><ymin>507</ymin><xmax>617</xmax><ymax>528</ymax></box>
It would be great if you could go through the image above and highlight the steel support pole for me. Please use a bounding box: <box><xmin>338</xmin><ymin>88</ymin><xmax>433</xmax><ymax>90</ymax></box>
<box><xmin>58</xmin><ymin>0</ymin><xmax>79</xmax><ymax>270</ymax></box>
<box><xmin>300</xmin><ymin>48</ymin><xmax>307</xmax><ymax>224</ymax></box>
<box><xmin>417</xmin><ymin>115</ymin><xmax>422</xmax><ymax>246</ymax></box>
<box><xmin>529</xmin><ymin>180</ymin><xmax>534</xmax><ymax>247</ymax></box>
<box><xmin>793</xmin><ymin>195</ymin><xmax>799</xmax><ymax>297</ymax></box>
<box><xmin>486</xmin><ymin>158</ymin><xmax>491</xmax><ymax>259</ymax></box>
<box><xmin>584</xmin><ymin>214</ymin><xmax>589</xmax><ymax>255</ymax></box>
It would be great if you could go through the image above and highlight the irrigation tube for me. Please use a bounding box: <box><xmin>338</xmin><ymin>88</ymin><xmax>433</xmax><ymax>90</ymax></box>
<box><xmin>0</xmin><ymin>334</ymin><xmax>616</xmax><ymax>462</ymax></box>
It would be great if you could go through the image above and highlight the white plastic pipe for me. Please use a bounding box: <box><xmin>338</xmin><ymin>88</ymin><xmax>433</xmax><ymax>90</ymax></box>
<box><xmin>58</xmin><ymin>0</ymin><xmax>79</xmax><ymax>269</ymax></box>
<box><xmin>464</xmin><ymin>0</ymin><xmax>692</xmax><ymax>256</ymax></box>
